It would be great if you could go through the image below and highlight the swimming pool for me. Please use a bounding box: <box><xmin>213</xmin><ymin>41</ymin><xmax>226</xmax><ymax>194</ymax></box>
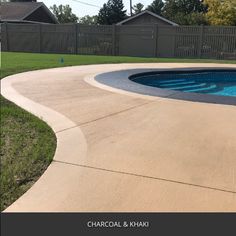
<box><xmin>130</xmin><ymin>70</ymin><xmax>236</xmax><ymax>97</ymax></box>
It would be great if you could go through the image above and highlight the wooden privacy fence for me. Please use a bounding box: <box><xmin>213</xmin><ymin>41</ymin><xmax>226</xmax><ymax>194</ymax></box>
<box><xmin>1</xmin><ymin>23</ymin><xmax>236</xmax><ymax>60</ymax></box>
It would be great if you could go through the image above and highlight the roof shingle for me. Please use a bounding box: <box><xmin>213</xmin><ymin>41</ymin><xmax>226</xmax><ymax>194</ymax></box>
<box><xmin>1</xmin><ymin>2</ymin><xmax>43</xmax><ymax>21</ymax></box>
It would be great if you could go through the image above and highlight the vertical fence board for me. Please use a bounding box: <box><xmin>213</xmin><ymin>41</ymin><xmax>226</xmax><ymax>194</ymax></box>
<box><xmin>75</xmin><ymin>24</ymin><xmax>78</xmax><ymax>54</ymax></box>
<box><xmin>153</xmin><ymin>24</ymin><xmax>158</xmax><ymax>57</ymax></box>
<box><xmin>112</xmin><ymin>25</ymin><xmax>116</xmax><ymax>56</ymax></box>
<box><xmin>1</xmin><ymin>23</ymin><xmax>8</xmax><ymax>51</ymax></box>
<box><xmin>198</xmin><ymin>25</ymin><xmax>204</xmax><ymax>58</ymax></box>
<box><xmin>38</xmin><ymin>24</ymin><xmax>42</xmax><ymax>53</ymax></box>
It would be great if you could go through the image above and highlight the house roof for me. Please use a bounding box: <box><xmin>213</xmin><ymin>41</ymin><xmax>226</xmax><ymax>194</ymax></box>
<box><xmin>117</xmin><ymin>10</ymin><xmax>178</xmax><ymax>26</ymax></box>
<box><xmin>1</xmin><ymin>2</ymin><xmax>58</xmax><ymax>24</ymax></box>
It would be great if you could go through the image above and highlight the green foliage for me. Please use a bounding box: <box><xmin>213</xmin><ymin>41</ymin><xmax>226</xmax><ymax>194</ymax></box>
<box><xmin>163</xmin><ymin>0</ymin><xmax>207</xmax><ymax>16</ymax></box>
<box><xmin>135</xmin><ymin>0</ymin><xmax>208</xmax><ymax>25</ymax></box>
<box><xmin>50</xmin><ymin>4</ymin><xmax>78</xmax><ymax>23</ymax></box>
<box><xmin>162</xmin><ymin>0</ymin><xmax>208</xmax><ymax>25</ymax></box>
<box><xmin>97</xmin><ymin>0</ymin><xmax>127</xmax><ymax>25</ymax></box>
<box><xmin>204</xmin><ymin>0</ymin><xmax>236</xmax><ymax>26</ymax></box>
<box><xmin>133</xmin><ymin>3</ymin><xmax>144</xmax><ymax>14</ymax></box>
<box><xmin>79</xmin><ymin>15</ymin><xmax>98</xmax><ymax>25</ymax></box>
<box><xmin>170</xmin><ymin>12</ymin><xmax>208</xmax><ymax>25</ymax></box>
<box><xmin>185</xmin><ymin>12</ymin><xmax>208</xmax><ymax>25</ymax></box>
<box><xmin>146</xmin><ymin>0</ymin><xmax>164</xmax><ymax>15</ymax></box>
<box><xmin>97</xmin><ymin>3</ymin><xmax>111</xmax><ymax>25</ymax></box>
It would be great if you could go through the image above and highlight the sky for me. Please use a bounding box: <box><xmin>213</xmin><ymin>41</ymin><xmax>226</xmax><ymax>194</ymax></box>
<box><xmin>43</xmin><ymin>0</ymin><xmax>154</xmax><ymax>18</ymax></box>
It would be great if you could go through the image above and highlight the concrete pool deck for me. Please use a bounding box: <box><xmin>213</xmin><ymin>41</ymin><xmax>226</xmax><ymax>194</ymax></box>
<box><xmin>1</xmin><ymin>63</ymin><xmax>236</xmax><ymax>212</ymax></box>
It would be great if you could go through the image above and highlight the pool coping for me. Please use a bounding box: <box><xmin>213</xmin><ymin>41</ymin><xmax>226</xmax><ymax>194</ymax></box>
<box><xmin>95</xmin><ymin>68</ymin><xmax>236</xmax><ymax>106</ymax></box>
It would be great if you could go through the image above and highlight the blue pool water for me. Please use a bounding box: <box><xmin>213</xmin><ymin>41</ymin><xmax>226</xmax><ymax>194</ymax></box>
<box><xmin>131</xmin><ymin>71</ymin><xmax>236</xmax><ymax>97</ymax></box>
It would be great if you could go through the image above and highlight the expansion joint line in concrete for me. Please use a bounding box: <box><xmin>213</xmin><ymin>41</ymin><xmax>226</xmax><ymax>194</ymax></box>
<box><xmin>55</xmin><ymin>100</ymin><xmax>154</xmax><ymax>134</ymax></box>
<box><xmin>54</xmin><ymin>160</ymin><xmax>236</xmax><ymax>195</ymax></box>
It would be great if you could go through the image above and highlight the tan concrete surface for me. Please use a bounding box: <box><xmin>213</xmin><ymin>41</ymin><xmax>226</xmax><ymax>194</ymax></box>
<box><xmin>1</xmin><ymin>63</ymin><xmax>236</xmax><ymax>212</ymax></box>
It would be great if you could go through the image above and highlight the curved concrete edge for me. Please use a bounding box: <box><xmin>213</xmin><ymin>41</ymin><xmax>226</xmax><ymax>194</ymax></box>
<box><xmin>84</xmin><ymin>74</ymin><xmax>158</xmax><ymax>101</ymax></box>
<box><xmin>88</xmin><ymin>66</ymin><xmax>236</xmax><ymax>106</ymax></box>
<box><xmin>1</xmin><ymin>74</ymin><xmax>87</xmax><ymax>212</ymax></box>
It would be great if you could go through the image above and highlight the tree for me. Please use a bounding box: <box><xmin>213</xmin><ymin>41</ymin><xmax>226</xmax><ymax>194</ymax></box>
<box><xmin>97</xmin><ymin>3</ymin><xmax>111</xmax><ymax>25</ymax></box>
<box><xmin>50</xmin><ymin>4</ymin><xmax>78</xmax><ymax>23</ymax></box>
<box><xmin>133</xmin><ymin>3</ymin><xmax>144</xmax><ymax>14</ymax></box>
<box><xmin>204</xmin><ymin>0</ymin><xmax>236</xmax><ymax>26</ymax></box>
<box><xmin>146</xmin><ymin>0</ymin><xmax>164</xmax><ymax>15</ymax></box>
<box><xmin>97</xmin><ymin>0</ymin><xmax>127</xmax><ymax>25</ymax></box>
<box><xmin>171</xmin><ymin>12</ymin><xmax>208</xmax><ymax>25</ymax></box>
<box><xmin>163</xmin><ymin>0</ymin><xmax>207</xmax><ymax>17</ymax></box>
<box><xmin>109</xmin><ymin>0</ymin><xmax>127</xmax><ymax>24</ymax></box>
<box><xmin>79</xmin><ymin>15</ymin><xmax>98</xmax><ymax>25</ymax></box>
<box><xmin>162</xmin><ymin>0</ymin><xmax>208</xmax><ymax>25</ymax></box>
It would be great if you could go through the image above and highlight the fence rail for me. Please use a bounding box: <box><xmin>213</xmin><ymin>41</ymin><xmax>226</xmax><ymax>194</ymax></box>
<box><xmin>1</xmin><ymin>23</ymin><xmax>236</xmax><ymax>60</ymax></box>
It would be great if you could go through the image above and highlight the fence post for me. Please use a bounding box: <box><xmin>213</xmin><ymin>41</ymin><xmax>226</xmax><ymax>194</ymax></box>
<box><xmin>5</xmin><ymin>22</ymin><xmax>9</xmax><ymax>51</ymax></box>
<box><xmin>75</xmin><ymin>23</ymin><xmax>78</xmax><ymax>54</ymax></box>
<box><xmin>173</xmin><ymin>26</ymin><xmax>177</xmax><ymax>58</ymax></box>
<box><xmin>39</xmin><ymin>24</ymin><xmax>42</xmax><ymax>53</ymax></box>
<box><xmin>112</xmin><ymin>25</ymin><xmax>116</xmax><ymax>56</ymax></box>
<box><xmin>198</xmin><ymin>25</ymin><xmax>204</xmax><ymax>58</ymax></box>
<box><xmin>153</xmin><ymin>24</ymin><xmax>158</xmax><ymax>57</ymax></box>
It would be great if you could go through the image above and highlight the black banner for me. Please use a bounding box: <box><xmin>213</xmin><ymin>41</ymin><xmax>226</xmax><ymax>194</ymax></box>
<box><xmin>1</xmin><ymin>213</ymin><xmax>236</xmax><ymax>236</ymax></box>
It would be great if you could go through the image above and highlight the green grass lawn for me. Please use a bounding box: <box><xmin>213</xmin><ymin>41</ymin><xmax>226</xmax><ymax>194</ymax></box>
<box><xmin>0</xmin><ymin>97</ymin><xmax>56</xmax><ymax>211</ymax></box>
<box><xmin>2</xmin><ymin>52</ymin><xmax>235</xmax><ymax>78</ymax></box>
<box><xmin>1</xmin><ymin>52</ymin><xmax>235</xmax><ymax>211</ymax></box>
